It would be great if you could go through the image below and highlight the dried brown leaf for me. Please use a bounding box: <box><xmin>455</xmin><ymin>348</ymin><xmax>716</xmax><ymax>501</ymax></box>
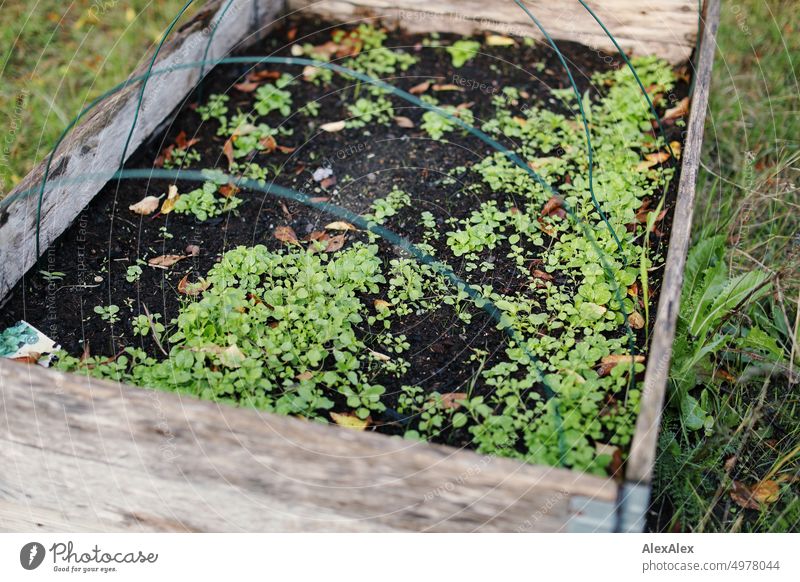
<box><xmin>598</xmin><ymin>354</ymin><xmax>645</xmax><ymax>377</ymax></box>
<box><xmin>129</xmin><ymin>195</ymin><xmax>160</xmax><ymax>216</ymax></box>
<box><xmin>177</xmin><ymin>274</ymin><xmax>211</xmax><ymax>296</ymax></box>
<box><xmin>320</xmin><ymin>120</ymin><xmax>346</xmax><ymax>133</ymax></box>
<box><xmin>274</xmin><ymin>225</ymin><xmax>299</xmax><ymax>244</ymax></box>
<box><xmin>330</xmin><ymin>411</ymin><xmax>370</xmax><ymax>430</ymax></box>
<box><xmin>325</xmin><ymin>221</ymin><xmax>357</xmax><ymax>231</ymax></box>
<box><xmin>148</xmin><ymin>254</ymin><xmax>187</xmax><ymax>269</ymax></box>
<box><xmin>409</xmin><ymin>80</ymin><xmax>431</xmax><ymax>95</ymax></box>
<box><xmin>394</xmin><ymin>116</ymin><xmax>415</xmax><ymax>128</ymax></box>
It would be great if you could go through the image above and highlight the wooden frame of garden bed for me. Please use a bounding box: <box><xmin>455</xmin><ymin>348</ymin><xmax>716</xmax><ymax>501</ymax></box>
<box><xmin>0</xmin><ymin>0</ymin><xmax>719</xmax><ymax>532</ymax></box>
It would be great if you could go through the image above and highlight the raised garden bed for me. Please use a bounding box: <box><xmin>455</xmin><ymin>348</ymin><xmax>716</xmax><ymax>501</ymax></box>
<box><xmin>0</xmin><ymin>0</ymin><xmax>720</xmax><ymax>532</ymax></box>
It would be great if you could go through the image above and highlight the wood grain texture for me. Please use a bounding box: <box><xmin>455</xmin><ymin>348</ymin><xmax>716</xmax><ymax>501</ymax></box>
<box><xmin>626</xmin><ymin>0</ymin><xmax>720</xmax><ymax>485</ymax></box>
<box><xmin>0</xmin><ymin>0</ymin><xmax>283</xmax><ymax>303</ymax></box>
<box><xmin>287</xmin><ymin>0</ymin><xmax>699</xmax><ymax>64</ymax></box>
<box><xmin>0</xmin><ymin>360</ymin><xmax>617</xmax><ymax>532</ymax></box>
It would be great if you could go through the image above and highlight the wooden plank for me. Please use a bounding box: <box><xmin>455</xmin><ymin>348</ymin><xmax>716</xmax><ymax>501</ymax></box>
<box><xmin>288</xmin><ymin>0</ymin><xmax>699</xmax><ymax>64</ymax></box>
<box><xmin>626</xmin><ymin>0</ymin><xmax>721</xmax><ymax>485</ymax></box>
<box><xmin>0</xmin><ymin>0</ymin><xmax>283</xmax><ymax>303</ymax></box>
<box><xmin>0</xmin><ymin>360</ymin><xmax>617</xmax><ymax>532</ymax></box>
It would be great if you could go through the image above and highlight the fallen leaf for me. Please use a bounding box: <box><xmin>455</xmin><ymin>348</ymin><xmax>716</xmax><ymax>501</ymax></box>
<box><xmin>260</xmin><ymin>134</ymin><xmax>277</xmax><ymax>154</ymax></box>
<box><xmin>724</xmin><ymin>455</ymin><xmax>738</xmax><ymax>473</ymax></box>
<box><xmin>330</xmin><ymin>411</ymin><xmax>370</xmax><ymax>430</ymax></box>
<box><xmin>246</xmin><ymin>70</ymin><xmax>281</xmax><ymax>82</ymax></box>
<box><xmin>277</xmin><ymin>145</ymin><xmax>296</xmax><ymax>154</ymax></box>
<box><xmin>636</xmin><ymin>151</ymin><xmax>671</xmax><ymax>171</ymax></box>
<box><xmin>368</xmin><ymin>349</ymin><xmax>391</xmax><ymax>362</ymax></box>
<box><xmin>174</xmin><ymin>130</ymin><xmax>200</xmax><ymax>150</ymax></box>
<box><xmin>218</xmin><ymin>183</ymin><xmax>239</xmax><ymax>198</ymax></box>
<box><xmin>374</xmin><ymin>299</ymin><xmax>391</xmax><ymax>311</ymax></box>
<box><xmin>222</xmin><ymin>137</ymin><xmax>235</xmax><ymax>168</ymax></box>
<box><xmin>409</xmin><ymin>80</ymin><xmax>431</xmax><ymax>95</ymax></box>
<box><xmin>486</xmin><ymin>34</ymin><xmax>516</xmax><ymax>46</ymax></box>
<box><xmin>148</xmin><ymin>254</ymin><xmax>187</xmax><ymax>269</ymax></box>
<box><xmin>440</xmin><ymin>392</ymin><xmax>467</xmax><ymax>409</ymax></box>
<box><xmin>394</xmin><ymin>116</ymin><xmax>415</xmax><ymax>128</ymax></box>
<box><xmin>670</xmin><ymin>141</ymin><xmax>682</xmax><ymax>159</ymax></box>
<box><xmin>628</xmin><ymin>311</ymin><xmax>645</xmax><ymax>329</ymax></box>
<box><xmin>234</xmin><ymin>81</ymin><xmax>260</xmax><ymax>93</ymax></box>
<box><xmin>320</xmin><ymin>120</ymin><xmax>346</xmax><ymax>132</ymax></box>
<box><xmin>596</xmin><ymin>442</ymin><xmax>623</xmax><ymax>481</ymax></box>
<box><xmin>531</xmin><ymin>269</ymin><xmax>554</xmax><ymax>282</ymax></box>
<box><xmin>662</xmin><ymin>97</ymin><xmax>690</xmax><ymax>121</ymax></box>
<box><xmin>161</xmin><ymin>185</ymin><xmax>180</xmax><ymax>214</ymax></box>
<box><xmin>731</xmin><ymin>480</ymin><xmax>781</xmax><ymax>509</ymax></box>
<box><xmin>309</xmin><ymin>196</ymin><xmax>330</xmax><ymax>204</ymax></box>
<box><xmin>129</xmin><ymin>195</ymin><xmax>160</xmax><ymax>216</ymax></box>
<box><xmin>541</xmin><ymin>195</ymin><xmax>566</xmax><ymax>218</ymax></box>
<box><xmin>598</xmin><ymin>354</ymin><xmax>645</xmax><ymax>377</ymax></box>
<box><xmin>323</xmin><ymin>234</ymin><xmax>346</xmax><ymax>252</ymax></box>
<box><xmin>432</xmin><ymin>83</ymin><xmax>463</xmax><ymax>92</ymax></box>
<box><xmin>177</xmin><ymin>274</ymin><xmax>211</xmax><ymax>296</ymax></box>
<box><xmin>185</xmin><ymin>244</ymin><xmax>200</xmax><ymax>256</ymax></box>
<box><xmin>296</xmin><ymin>371</ymin><xmax>313</xmax><ymax>381</ymax></box>
<box><xmin>325</xmin><ymin>221</ymin><xmax>357</xmax><ymax>231</ymax></box>
<box><xmin>274</xmin><ymin>226</ymin><xmax>299</xmax><ymax>244</ymax></box>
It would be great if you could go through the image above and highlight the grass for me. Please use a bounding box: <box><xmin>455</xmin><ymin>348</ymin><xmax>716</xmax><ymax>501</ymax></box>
<box><xmin>0</xmin><ymin>0</ymin><xmax>193</xmax><ymax>194</ymax></box>
<box><xmin>653</xmin><ymin>0</ymin><xmax>799</xmax><ymax>532</ymax></box>
<box><xmin>0</xmin><ymin>0</ymin><xmax>797</xmax><ymax>532</ymax></box>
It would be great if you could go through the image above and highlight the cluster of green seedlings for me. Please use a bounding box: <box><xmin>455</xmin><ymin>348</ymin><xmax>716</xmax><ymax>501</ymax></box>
<box><xmin>59</xmin><ymin>30</ymin><xmax>680</xmax><ymax>474</ymax></box>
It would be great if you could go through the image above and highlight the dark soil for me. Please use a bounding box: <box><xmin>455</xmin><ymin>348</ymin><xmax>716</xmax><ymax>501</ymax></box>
<box><xmin>0</xmin><ymin>17</ymin><xmax>689</xmax><ymax>449</ymax></box>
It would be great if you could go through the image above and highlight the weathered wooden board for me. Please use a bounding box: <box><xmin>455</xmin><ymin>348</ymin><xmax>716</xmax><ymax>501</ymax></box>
<box><xmin>288</xmin><ymin>0</ymin><xmax>699</xmax><ymax>64</ymax></box>
<box><xmin>626</xmin><ymin>0</ymin><xmax>720</xmax><ymax>485</ymax></box>
<box><xmin>0</xmin><ymin>360</ymin><xmax>616</xmax><ymax>532</ymax></box>
<box><xmin>0</xmin><ymin>0</ymin><xmax>283</xmax><ymax>302</ymax></box>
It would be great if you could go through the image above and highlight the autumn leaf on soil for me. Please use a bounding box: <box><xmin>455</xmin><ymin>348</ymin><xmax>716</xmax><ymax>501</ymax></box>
<box><xmin>540</xmin><ymin>195</ymin><xmax>566</xmax><ymax>218</ymax></box>
<box><xmin>486</xmin><ymin>34</ymin><xmax>516</xmax><ymax>46</ymax></box>
<box><xmin>440</xmin><ymin>392</ymin><xmax>467</xmax><ymax>410</ymax></box>
<box><xmin>374</xmin><ymin>299</ymin><xmax>391</xmax><ymax>311</ymax></box>
<box><xmin>234</xmin><ymin>81</ymin><xmax>260</xmax><ymax>93</ymax></box>
<box><xmin>222</xmin><ymin>137</ymin><xmax>235</xmax><ymax>168</ymax></box>
<box><xmin>323</xmin><ymin>234</ymin><xmax>346</xmax><ymax>253</ymax></box>
<box><xmin>161</xmin><ymin>184</ymin><xmax>180</xmax><ymax>214</ymax></box>
<box><xmin>174</xmin><ymin>130</ymin><xmax>200</xmax><ymax>150</ymax></box>
<box><xmin>325</xmin><ymin>221</ymin><xmax>357</xmax><ymax>231</ymax></box>
<box><xmin>218</xmin><ymin>183</ymin><xmax>239</xmax><ymax>198</ymax></box>
<box><xmin>274</xmin><ymin>225</ymin><xmax>299</xmax><ymax>244</ymax></box>
<box><xmin>637</xmin><ymin>151</ymin><xmax>671</xmax><ymax>171</ymax></box>
<box><xmin>670</xmin><ymin>141</ymin><xmax>682</xmax><ymax>159</ymax></box>
<box><xmin>320</xmin><ymin>120</ymin><xmax>346</xmax><ymax>132</ymax></box>
<box><xmin>148</xmin><ymin>254</ymin><xmax>188</xmax><ymax>269</ymax></box>
<box><xmin>409</xmin><ymin>80</ymin><xmax>431</xmax><ymax>95</ymax></box>
<box><xmin>432</xmin><ymin>83</ymin><xmax>463</xmax><ymax>92</ymax></box>
<box><xmin>531</xmin><ymin>269</ymin><xmax>554</xmax><ymax>282</ymax></box>
<box><xmin>219</xmin><ymin>344</ymin><xmax>245</xmax><ymax>368</ymax></box>
<box><xmin>330</xmin><ymin>411</ymin><xmax>370</xmax><ymax>430</ymax></box>
<box><xmin>598</xmin><ymin>354</ymin><xmax>645</xmax><ymax>377</ymax></box>
<box><xmin>662</xmin><ymin>97</ymin><xmax>690</xmax><ymax>121</ymax></box>
<box><xmin>260</xmin><ymin>134</ymin><xmax>278</xmax><ymax>154</ymax></box>
<box><xmin>129</xmin><ymin>195</ymin><xmax>160</xmax><ymax>216</ymax></box>
<box><xmin>277</xmin><ymin>145</ymin><xmax>296</xmax><ymax>154</ymax></box>
<box><xmin>628</xmin><ymin>311</ymin><xmax>645</xmax><ymax>329</ymax></box>
<box><xmin>296</xmin><ymin>371</ymin><xmax>314</xmax><ymax>381</ymax></box>
<box><xmin>730</xmin><ymin>480</ymin><xmax>781</xmax><ymax>509</ymax></box>
<box><xmin>246</xmin><ymin>70</ymin><xmax>281</xmax><ymax>82</ymax></box>
<box><xmin>394</xmin><ymin>116</ymin><xmax>415</xmax><ymax>128</ymax></box>
<box><xmin>368</xmin><ymin>349</ymin><xmax>391</xmax><ymax>362</ymax></box>
<box><xmin>177</xmin><ymin>274</ymin><xmax>211</xmax><ymax>296</ymax></box>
